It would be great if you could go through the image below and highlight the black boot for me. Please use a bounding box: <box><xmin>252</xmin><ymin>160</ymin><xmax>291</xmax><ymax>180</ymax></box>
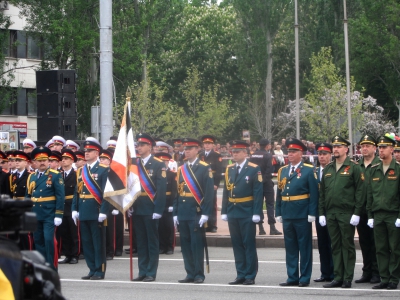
<box><xmin>270</xmin><ymin>224</ymin><xmax>282</xmax><ymax>235</ymax></box>
<box><xmin>258</xmin><ymin>223</ymin><xmax>266</xmax><ymax>235</ymax></box>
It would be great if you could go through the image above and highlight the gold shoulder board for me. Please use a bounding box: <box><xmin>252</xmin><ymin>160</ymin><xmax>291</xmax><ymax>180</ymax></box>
<box><xmin>49</xmin><ymin>169</ymin><xmax>59</xmax><ymax>174</ymax></box>
<box><xmin>303</xmin><ymin>163</ymin><xmax>313</xmax><ymax>168</ymax></box>
<box><xmin>247</xmin><ymin>162</ymin><xmax>258</xmax><ymax>167</ymax></box>
<box><xmin>153</xmin><ymin>157</ymin><xmax>163</xmax><ymax>162</ymax></box>
<box><xmin>99</xmin><ymin>163</ymin><xmax>109</xmax><ymax>168</ymax></box>
<box><xmin>199</xmin><ymin>161</ymin><xmax>208</xmax><ymax>166</ymax></box>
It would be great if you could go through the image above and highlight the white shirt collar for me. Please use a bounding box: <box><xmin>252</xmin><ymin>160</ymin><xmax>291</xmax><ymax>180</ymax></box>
<box><xmin>142</xmin><ymin>154</ymin><xmax>152</xmax><ymax>165</ymax></box>
<box><xmin>187</xmin><ymin>158</ymin><xmax>198</xmax><ymax>166</ymax></box>
<box><xmin>236</xmin><ymin>159</ymin><xmax>247</xmax><ymax>172</ymax></box>
<box><xmin>63</xmin><ymin>168</ymin><xmax>72</xmax><ymax>177</ymax></box>
<box><xmin>290</xmin><ymin>161</ymin><xmax>301</xmax><ymax>171</ymax></box>
<box><xmin>205</xmin><ymin>150</ymin><xmax>211</xmax><ymax>156</ymax></box>
<box><xmin>89</xmin><ymin>161</ymin><xmax>97</xmax><ymax>170</ymax></box>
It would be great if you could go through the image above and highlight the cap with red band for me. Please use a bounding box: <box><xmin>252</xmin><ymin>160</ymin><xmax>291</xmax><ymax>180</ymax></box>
<box><xmin>136</xmin><ymin>133</ymin><xmax>156</xmax><ymax>146</ymax></box>
<box><xmin>316</xmin><ymin>143</ymin><xmax>332</xmax><ymax>153</ymax></box>
<box><xmin>182</xmin><ymin>138</ymin><xmax>201</xmax><ymax>147</ymax></box>
<box><xmin>229</xmin><ymin>140</ymin><xmax>249</xmax><ymax>149</ymax></box>
<box><xmin>14</xmin><ymin>150</ymin><xmax>30</xmax><ymax>161</ymax></box>
<box><xmin>31</xmin><ymin>146</ymin><xmax>52</xmax><ymax>161</ymax></box>
<box><xmin>61</xmin><ymin>149</ymin><xmax>77</xmax><ymax>162</ymax></box>
<box><xmin>285</xmin><ymin>138</ymin><xmax>307</xmax><ymax>152</ymax></box>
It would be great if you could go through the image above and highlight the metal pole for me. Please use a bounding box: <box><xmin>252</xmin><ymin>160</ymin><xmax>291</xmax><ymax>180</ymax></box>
<box><xmin>100</xmin><ymin>0</ymin><xmax>113</xmax><ymax>147</ymax></box>
<box><xmin>295</xmin><ymin>0</ymin><xmax>300</xmax><ymax>139</ymax></box>
<box><xmin>343</xmin><ymin>0</ymin><xmax>353</xmax><ymax>156</ymax></box>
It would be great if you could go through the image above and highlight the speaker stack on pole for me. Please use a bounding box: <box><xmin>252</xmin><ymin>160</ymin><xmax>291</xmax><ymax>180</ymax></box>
<box><xmin>36</xmin><ymin>70</ymin><xmax>77</xmax><ymax>143</ymax></box>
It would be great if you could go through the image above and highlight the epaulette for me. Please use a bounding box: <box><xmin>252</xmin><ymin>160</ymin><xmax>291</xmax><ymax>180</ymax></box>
<box><xmin>214</xmin><ymin>150</ymin><xmax>220</xmax><ymax>154</ymax></box>
<box><xmin>227</xmin><ymin>163</ymin><xmax>235</xmax><ymax>168</ymax></box>
<box><xmin>48</xmin><ymin>169</ymin><xmax>59</xmax><ymax>174</ymax></box>
<box><xmin>199</xmin><ymin>161</ymin><xmax>208</xmax><ymax>166</ymax></box>
<box><xmin>280</xmin><ymin>165</ymin><xmax>289</xmax><ymax>170</ymax></box>
<box><xmin>325</xmin><ymin>161</ymin><xmax>334</xmax><ymax>167</ymax></box>
<box><xmin>99</xmin><ymin>163</ymin><xmax>109</xmax><ymax>168</ymax></box>
<box><xmin>371</xmin><ymin>163</ymin><xmax>380</xmax><ymax>168</ymax></box>
<box><xmin>397</xmin><ymin>161</ymin><xmax>400</xmax><ymax>165</ymax></box>
<box><xmin>303</xmin><ymin>163</ymin><xmax>314</xmax><ymax>168</ymax></box>
<box><xmin>153</xmin><ymin>157</ymin><xmax>163</xmax><ymax>162</ymax></box>
<box><xmin>350</xmin><ymin>159</ymin><xmax>358</xmax><ymax>164</ymax></box>
<box><xmin>247</xmin><ymin>162</ymin><xmax>258</xmax><ymax>168</ymax></box>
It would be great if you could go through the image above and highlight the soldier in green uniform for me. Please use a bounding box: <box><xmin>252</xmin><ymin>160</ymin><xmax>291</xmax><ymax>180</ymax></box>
<box><xmin>366</xmin><ymin>134</ymin><xmax>400</xmax><ymax>290</ymax></box>
<box><xmin>276</xmin><ymin>138</ymin><xmax>318</xmax><ymax>287</ymax></box>
<box><xmin>221</xmin><ymin>140</ymin><xmax>263</xmax><ymax>285</ymax></box>
<box><xmin>25</xmin><ymin>146</ymin><xmax>65</xmax><ymax>270</ymax></box>
<box><xmin>354</xmin><ymin>135</ymin><xmax>380</xmax><ymax>284</ymax></box>
<box><xmin>173</xmin><ymin>138</ymin><xmax>214</xmax><ymax>284</ymax></box>
<box><xmin>131</xmin><ymin>133</ymin><xmax>166</xmax><ymax>282</ymax></box>
<box><xmin>72</xmin><ymin>138</ymin><xmax>110</xmax><ymax>280</ymax></box>
<box><xmin>319</xmin><ymin>136</ymin><xmax>364</xmax><ymax>288</ymax></box>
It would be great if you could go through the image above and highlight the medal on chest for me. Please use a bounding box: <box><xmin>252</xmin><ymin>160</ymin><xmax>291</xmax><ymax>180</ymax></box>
<box><xmin>46</xmin><ymin>174</ymin><xmax>52</xmax><ymax>187</ymax></box>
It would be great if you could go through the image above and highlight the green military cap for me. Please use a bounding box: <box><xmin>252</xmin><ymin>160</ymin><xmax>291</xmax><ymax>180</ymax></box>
<box><xmin>394</xmin><ymin>140</ymin><xmax>400</xmax><ymax>151</ymax></box>
<box><xmin>377</xmin><ymin>134</ymin><xmax>395</xmax><ymax>146</ymax></box>
<box><xmin>358</xmin><ymin>134</ymin><xmax>377</xmax><ymax>146</ymax></box>
<box><xmin>331</xmin><ymin>135</ymin><xmax>351</xmax><ymax>146</ymax></box>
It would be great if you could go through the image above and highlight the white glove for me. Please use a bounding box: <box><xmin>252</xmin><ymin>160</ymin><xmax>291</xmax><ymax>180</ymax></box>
<box><xmin>173</xmin><ymin>216</ymin><xmax>179</xmax><ymax>227</ymax></box>
<box><xmin>199</xmin><ymin>215</ymin><xmax>208</xmax><ymax>227</ymax></box>
<box><xmin>221</xmin><ymin>214</ymin><xmax>228</xmax><ymax>222</ymax></box>
<box><xmin>276</xmin><ymin>216</ymin><xmax>282</xmax><ymax>223</ymax></box>
<box><xmin>319</xmin><ymin>216</ymin><xmax>326</xmax><ymax>227</ymax></box>
<box><xmin>152</xmin><ymin>213</ymin><xmax>162</xmax><ymax>219</ymax></box>
<box><xmin>127</xmin><ymin>207</ymin><xmax>133</xmax><ymax>218</ymax></box>
<box><xmin>98</xmin><ymin>213</ymin><xmax>107</xmax><ymax>222</ymax></box>
<box><xmin>72</xmin><ymin>211</ymin><xmax>79</xmax><ymax>225</ymax></box>
<box><xmin>252</xmin><ymin>215</ymin><xmax>260</xmax><ymax>223</ymax></box>
<box><xmin>54</xmin><ymin>217</ymin><xmax>62</xmax><ymax>226</ymax></box>
<box><xmin>168</xmin><ymin>206</ymin><xmax>173</xmax><ymax>213</ymax></box>
<box><xmin>112</xmin><ymin>209</ymin><xmax>119</xmax><ymax>215</ymax></box>
<box><xmin>350</xmin><ymin>215</ymin><xmax>360</xmax><ymax>226</ymax></box>
<box><xmin>308</xmin><ymin>215</ymin><xmax>316</xmax><ymax>223</ymax></box>
<box><xmin>395</xmin><ymin>219</ymin><xmax>400</xmax><ymax>228</ymax></box>
<box><xmin>367</xmin><ymin>219</ymin><xmax>374</xmax><ymax>228</ymax></box>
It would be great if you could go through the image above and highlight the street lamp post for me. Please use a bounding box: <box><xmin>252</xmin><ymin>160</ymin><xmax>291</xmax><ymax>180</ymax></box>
<box><xmin>295</xmin><ymin>0</ymin><xmax>300</xmax><ymax>139</ymax></box>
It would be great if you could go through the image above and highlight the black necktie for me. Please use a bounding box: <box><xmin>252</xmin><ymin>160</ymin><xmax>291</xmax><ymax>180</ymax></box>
<box><xmin>189</xmin><ymin>164</ymin><xmax>193</xmax><ymax>169</ymax></box>
<box><xmin>38</xmin><ymin>172</ymin><xmax>42</xmax><ymax>178</ymax></box>
<box><xmin>290</xmin><ymin>166</ymin><xmax>295</xmax><ymax>176</ymax></box>
<box><xmin>235</xmin><ymin>165</ymin><xmax>241</xmax><ymax>180</ymax></box>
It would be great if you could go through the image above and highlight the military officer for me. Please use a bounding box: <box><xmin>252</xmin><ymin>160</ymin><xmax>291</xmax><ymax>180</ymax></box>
<box><xmin>49</xmin><ymin>151</ymin><xmax>62</xmax><ymax>171</ymax></box>
<box><xmin>75</xmin><ymin>151</ymin><xmax>86</xmax><ymax>169</ymax></box>
<box><xmin>319</xmin><ymin>136</ymin><xmax>364</xmax><ymax>288</ymax></box>
<box><xmin>314</xmin><ymin>143</ymin><xmax>334</xmax><ymax>283</ymax></box>
<box><xmin>131</xmin><ymin>133</ymin><xmax>166</xmax><ymax>282</ymax></box>
<box><xmin>25</xmin><ymin>146</ymin><xmax>65</xmax><ymax>270</ymax></box>
<box><xmin>154</xmin><ymin>152</ymin><xmax>177</xmax><ymax>255</ymax></box>
<box><xmin>172</xmin><ymin>139</ymin><xmax>185</xmax><ymax>166</ymax></box>
<box><xmin>22</xmin><ymin>138</ymin><xmax>36</xmax><ymax>154</ymax></box>
<box><xmin>249</xmin><ymin>138</ymin><xmax>281</xmax><ymax>235</ymax></box>
<box><xmin>393</xmin><ymin>140</ymin><xmax>400</xmax><ymax>163</ymax></box>
<box><xmin>65</xmin><ymin>140</ymin><xmax>80</xmax><ymax>152</ymax></box>
<box><xmin>72</xmin><ymin>138</ymin><xmax>110</xmax><ymax>280</ymax></box>
<box><xmin>173</xmin><ymin>138</ymin><xmax>214</xmax><ymax>284</ymax></box>
<box><xmin>156</xmin><ymin>141</ymin><xmax>178</xmax><ymax>172</ymax></box>
<box><xmin>366</xmin><ymin>135</ymin><xmax>400</xmax><ymax>290</ymax></box>
<box><xmin>276</xmin><ymin>138</ymin><xmax>318</xmax><ymax>287</ymax></box>
<box><xmin>0</xmin><ymin>151</ymin><xmax>11</xmax><ymax>196</ymax></box>
<box><xmin>354</xmin><ymin>135</ymin><xmax>380</xmax><ymax>284</ymax></box>
<box><xmin>199</xmin><ymin>135</ymin><xmax>223</xmax><ymax>233</ymax></box>
<box><xmin>221</xmin><ymin>140</ymin><xmax>263</xmax><ymax>285</ymax></box>
<box><xmin>45</xmin><ymin>139</ymin><xmax>54</xmax><ymax>150</ymax></box>
<box><xmin>52</xmin><ymin>135</ymin><xmax>66</xmax><ymax>152</ymax></box>
<box><xmin>6</xmin><ymin>151</ymin><xmax>17</xmax><ymax>174</ymax></box>
<box><xmin>58</xmin><ymin>149</ymin><xmax>79</xmax><ymax>264</ymax></box>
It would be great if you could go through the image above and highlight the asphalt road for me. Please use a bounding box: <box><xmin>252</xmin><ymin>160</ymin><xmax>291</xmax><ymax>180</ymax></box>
<box><xmin>59</xmin><ymin>247</ymin><xmax>399</xmax><ymax>300</ymax></box>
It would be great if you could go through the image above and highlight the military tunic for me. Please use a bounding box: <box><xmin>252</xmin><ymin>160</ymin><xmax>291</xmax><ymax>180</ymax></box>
<box><xmin>319</xmin><ymin>156</ymin><xmax>364</xmax><ymax>282</ymax></box>
<box><xmin>366</xmin><ymin>159</ymin><xmax>400</xmax><ymax>285</ymax></box>
<box><xmin>221</xmin><ymin>160</ymin><xmax>263</xmax><ymax>280</ymax></box>
<box><xmin>26</xmin><ymin>168</ymin><xmax>65</xmax><ymax>270</ymax></box>
<box><xmin>276</xmin><ymin>163</ymin><xmax>318</xmax><ymax>284</ymax></box>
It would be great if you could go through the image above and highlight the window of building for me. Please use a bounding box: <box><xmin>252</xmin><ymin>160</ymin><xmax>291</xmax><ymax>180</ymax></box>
<box><xmin>0</xmin><ymin>88</ymin><xmax>37</xmax><ymax>116</ymax></box>
<box><xmin>27</xmin><ymin>89</ymin><xmax>37</xmax><ymax>116</ymax></box>
<box><xmin>2</xmin><ymin>30</ymin><xmax>42</xmax><ymax>59</ymax></box>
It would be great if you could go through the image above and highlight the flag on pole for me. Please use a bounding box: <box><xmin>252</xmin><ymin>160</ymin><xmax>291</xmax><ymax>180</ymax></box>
<box><xmin>104</xmin><ymin>99</ymin><xmax>140</xmax><ymax>213</ymax></box>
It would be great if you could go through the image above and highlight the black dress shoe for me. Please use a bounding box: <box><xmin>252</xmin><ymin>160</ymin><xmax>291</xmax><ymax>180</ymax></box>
<box><xmin>59</xmin><ymin>257</ymin><xmax>71</xmax><ymax>264</ymax></box>
<box><xmin>81</xmin><ymin>275</ymin><xmax>92</xmax><ymax>280</ymax></box>
<box><xmin>90</xmin><ymin>275</ymin><xmax>104</xmax><ymax>280</ymax></box>
<box><xmin>115</xmin><ymin>251</ymin><xmax>122</xmax><ymax>257</ymax></box>
<box><xmin>178</xmin><ymin>277</ymin><xmax>194</xmax><ymax>283</ymax></box>
<box><xmin>299</xmin><ymin>282</ymin><xmax>309</xmax><ymax>287</ymax></box>
<box><xmin>159</xmin><ymin>249</ymin><xmax>166</xmax><ymax>254</ymax></box>
<box><xmin>342</xmin><ymin>281</ymin><xmax>351</xmax><ymax>288</ymax></box>
<box><xmin>279</xmin><ymin>282</ymin><xmax>299</xmax><ymax>286</ymax></box>
<box><xmin>165</xmin><ymin>250</ymin><xmax>174</xmax><ymax>255</ymax></box>
<box><xmin>243</xmin><ymin>279</ymin><xmax>255</xmax><ymax>285</ymax></box>
<box><xmin>132</xmin><ymin>276</ymin><xmax>146</xmax><ymax>281</ymax></box>
<box><xmin>143</xmin><ymin>276</ymin><xmax>155</xmax><ymax>282</ymax></box>
<box><xmin>69</xmin><ymin>257</ymin><xmax>78</xmax><ymax>264</ymax></box>
<box><xmin>194</xmin><ymin>278</ymin><xmax>204</xmax><ymax>284</ymax></box>
<box><xmin>323</xmin><ymin>280</ymin><xmax>343</xmax><ymax>288</ymax></box>
<box><xmin>355</xmin><ymin>276</ymin><xmax>371</xmax><ymax>283</ymax></box>
<box><xmin>79</xmin><ymin>254</ymin><xmax>84</xmax><ymax>259</ymax></box>
<box><xmin>372</xmin><ymin>282</ymin><xmax>388</xmax><ymax>289</ymax></box>
<box><xmin>314</xmin><ymin>277</ymin><xmax>330</xmax><ymax>282</ymax></box>
<box><xmin>229</xmin><ymin>278</ymin><xmax>246</xmax><ymax>285</ymax></box>
<box><xmin>387</xmin><ymin>282</ymin><xmax>398</xmax><ymax>290</ymax></box>
<box><xmin>210</xmin><ymin>227</ymin><xmax>217</xmax><ymax>233</ymax></box>
<box><xmin>106</xmin><ymin>256</ymin><xmax>113</xmax><ymax>260</ymax></box>
<box><xmin>370</xmin><ymin>276</ymin><xmax>380</xmax><ymax>284</ymax></box>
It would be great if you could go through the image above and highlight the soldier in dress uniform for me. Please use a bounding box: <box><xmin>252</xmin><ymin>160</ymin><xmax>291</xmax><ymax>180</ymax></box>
<box><xmin>58</xmin><ymin>149</ymin><xmax>79</xmax><ymax>265</ymax></box>
<box><xmin>276</xmin><ymin>138</ymin><xmax>318</xmax><ymax>287</ymax></box>
<box><xmin>45</xmin><ymin>139</ymin><xmax>55</xmax><ymax>150</ymax></box>
<box><xmin>354</xmin><ymin>135</ymin><xmax>380</xmax><ymax>284</ymax></box>
<box><xmin>75</xmin><ymin>151</ymin><xmax>86</xmax><ymax>169</ymax></box>
<box><xmin>154</xmin><ymin>152</ymin><xmax>177</xmax><ymax>255</ymax></box>
<box><xmin>25</xmin><ymin>146</ymin><xmax>65</xmax><ymax>270</ymax></box>
<box><xmin>72</xmin><ymin>138</ymin><xmax>110</xmax><ymax>280</ymax></box>
<box><xmin>314</xmin><ymin>143</ymin><xmax>334</xmax><ymax>283</ymax></box>
<box><xmin>22</xmin><ymin>138</ymin><xmax>36</xmax><ymax>154</ymax></box>
<box><xmin>49</xmin><ymin>151</ymin><xmax>62</xmax><ymax>171</ymax></box>
<box><xmin>199</xmin><ymin>135</ymin><xmax>223</xmax><ymax>233</ymax></box>
<box><xmin>6</xmin><ymin>151</ymin><xmax>17</xmax><ymax>174</ymax></box>
<box><xmin>393</xmin><ymin>139</ymin><xmax>400</xmax><ymax>163</ymax></box>
<box><xmin>249</xmin><ymin>138</ymin><xmax>281</xmax><ymax>236</ymax></box>
<box><xmin>173</xmin><ymin>139</ymin><xmax>185</xmax><ymax>166</ymax></box>
<box><xmin>173</xmin><ymin>138</ymin><xmax>214</xmax><ymax>284</ymax></box>
<box><xmin>319</xmin><ymin>136</ymin><xmax>364</xmax><ymax>289</ymax></box>
<box><xmin>131</xmin><ymin>133</ymin><xmax>166</xmax><ymax>282</ymax></box>
<box><xmin>52</xmin><ymin>136</ymin><xmax>66</xmax><ymax>152</ymax></box>
<box><xmin>221</xmin><ymin>140</ymin><xmax>263</xmax><ymax>285</ymax></box>
<box><xmin>0</xmin><ymin>151</ymin><xmax>11</xmax><ymax>196</ymax></box>
<box><xmin>65</xmin><ymin>140</ymin><xmax>80</xmax><ymax>152</ymax></box>
<box><xmin>156</xmin><ymin>141</ymin><xmax>178</xmax><ymax>172</ymax></box>
<box><xmin>366</xmin><ymin>134</ymin><xmax>400</xmax><ymax>290</ymax></box>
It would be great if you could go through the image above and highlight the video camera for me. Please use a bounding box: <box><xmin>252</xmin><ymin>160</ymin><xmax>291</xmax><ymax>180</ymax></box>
<box><xmin>0</xmin><ymin>195</ymin><xmax>65</xmax><ymax>300</ymax></box>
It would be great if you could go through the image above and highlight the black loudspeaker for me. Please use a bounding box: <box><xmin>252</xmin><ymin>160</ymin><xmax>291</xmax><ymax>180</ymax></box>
<box><xmin>36</xmin><ymin>70</ymin><xmax>77</xmax><ymax>142</ymax></box>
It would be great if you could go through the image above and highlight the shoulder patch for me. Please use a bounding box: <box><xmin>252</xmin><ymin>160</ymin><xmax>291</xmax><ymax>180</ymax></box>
<box><xmin>99</xmin><ymin>163</ymin><xmax>109</xmax><ymax>168</ymax></box>
<box><xmin>371</xmin><ymin>163</ymin><xmax>380</xmax><ymax>168</ymax></box>
<box><xmin>49</xmin><ymin>169</ymin><xmax>59</xmax><ymax>174</ymax></box>
<box><xmin>303</xmin><ymin>163</ymin><xmax>314</xmax><ymax>168</ymax></box>
<box><xmin>199</xmin><ymin>161</ymin><xmax>208</xmax><ymax>166</ymax></box>
<box><xmin>153</xmin><ymin>157</ymin><xmax>163</xmax><ymax>162</ymax></box>
<box><xmin>247</xmin><ymin>162</ymin><xmax>258</xmax><ymax>167</ymax></box>
<box><xmin>227</xmin><ymin>163</ymin><xmax>235</xmax><ymax>168</ymax></box>
<box><xmin>350</xmin><ymin>159</ymin><xmax>359</xmax><ymax>165</ymax></box>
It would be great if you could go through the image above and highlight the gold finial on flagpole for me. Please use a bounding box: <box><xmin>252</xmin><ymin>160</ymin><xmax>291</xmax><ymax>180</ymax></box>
<box><xmin>126</xmin><ymin>86</ymin><xmax>132</xmax><ymax>102</ymax></box>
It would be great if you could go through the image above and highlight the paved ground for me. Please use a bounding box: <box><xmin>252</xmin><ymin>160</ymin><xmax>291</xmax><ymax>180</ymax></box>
<box><xmin>59</xmin><ymin>247</ymin><xmax>398</xmax><ymax>300</ymax></box>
